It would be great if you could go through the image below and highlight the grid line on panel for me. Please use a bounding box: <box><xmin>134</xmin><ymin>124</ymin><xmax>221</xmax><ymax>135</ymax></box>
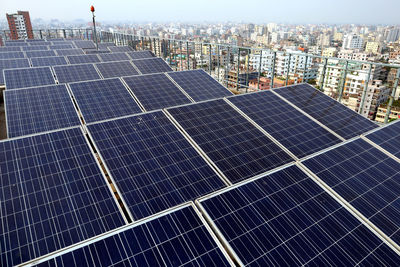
<box><xmin>53</xmin><ymin>64</ymin><xmax>101</xmax><ymax>84</ymax></box>
<box><xmin>131</xmin><ymin>58</ymin><xmax>173</xmax><ymax>74</ymax></box>
<box><xmin>365</xmin><ymin>121</ymin><xmax>400</xmax><ymax>159</ymax></box>
<box><xmin>31</xmin><ymin>56</ymin><xmax>68</xmax><ymax>67</ymax></box>
<box><xmin>95</xmin><ymin>61</ymin><xmax>139</xmax><ymax>78</ymax></box>
<box><xmin>4</xmin><ymin>67</ymin><xmax>56</xmax><ymax>90</ymax></box>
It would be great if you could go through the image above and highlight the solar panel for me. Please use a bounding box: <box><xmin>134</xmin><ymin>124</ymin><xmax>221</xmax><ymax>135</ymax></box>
<box><xmin>274</xmin><ymin>84</ymin><xmax>379</xmax><ymax>139</ymax></box>
<box><xmin>98</xmin><ymin>42</ymin><xmax>116</xmax><ymax>48</ymax></box>
<box><xmin>73</xmin><ymin>40</ymin><xmax>96</xmax><ymax>49</ymax></box>
<box><xmin>167</xmin><ymin>99</ymin><xmax>294</xmax><ymax>184</ymax></box>
<box><xmin>302</xmin><ymin>138</ymin><xmax>400</xmax><ymax>246</ymax></box>
<box><xmin>167</xmin><ymin>69</ymin><xmax>233</xmax><ymax>101</ymax></box>
<box><xmin>132</xmin><ymin>57</ymin><xmax>173</xmax><ymax>74</ymax></box>
<box><xmin>49</xmin><ymin>38</ymin><xmax>67</xmax><ymax>42</ymax></box>
<box><xmin>365</xmin><ymin>121</ymin><xmax>400</xmax><ymax>159</ymax></box>
<box><xmin>0</xmin><ymin>58</ymin><xmax>30</xmax><ymax>84</ymax></box>
<box><xmin>0</xmin><ymin>127</ymin><xmax>126</xmax><ymax>266</ymax></box>
<box><xmin>49</xmin><ymin>44</ymin><xmax>73</xmax><ymax>50</ymax></box>
<box><xmin>31</xmin><ymin>204</ymin><xmax>232</xmax><ymax>266</ymax></box>
<box><xmin>84</xmin><ymin>49</ymin><xmax>111</xmax><ymax>54</ymax></box>
<box><xmin>67</xmin><ymin>54</ymin><xmax>101</xmax><ymax>64</ymax></box>
<box><xmin>30</xmin><ymin>56</ymin><xmax>68</xmax><ymax>67</ymax></box>
<box><xmin>95</xmin><ymin>61</ymin><xmax>139</xmax><ymax>78</ymax></box>
<box><xmin>198</xmin><ymin>164</ymin><xmax>400</xmax><ymax>266</ymax></box>
<box><xmin>0</xmin><ymin>51</ymin><xmax>25</xmax><ymax>59</ymax></box>
<box><xmin>126</xmin><ymin>51</ymin><xmax>154</xmax><ymax>60</ymax></box>
<box><xmin>69</xmin><ymin>78</ymin><xmax>142</xmax><ymax>123</ymax></box>
<box><xmin>227</xmin><ymin>90</ymin><xmax>343</xmax><ymax>158</ymax></box>
<box><xmin>55</xmin><ymin>48</ymin><xmax>85</xmax><ymax>56</ymax></box>
<box><xmin>4</xmin><ymin>67</ymin><xmax>56</xmax><ymax>90</ymax></box>
<box><xmin>108</xmin><ymin>46</ymin><xmax>133</xmax><ymax>52</ymax></box>
<box><xmin>86</xmin><ymin>111</ymin><xmax>226</xmax><ymax>220</ymax></box>
<box><xmin>53</xmin><ymin>64</ymin><xmax>101</xmax><ymax>83</ymax></box>
<box><xmin>4</xmin><ymin>41</ymin><xmax>28</xmax><ymax>47</ymax></box>
<box><xmin>98</xmin><ymin>52</ymin><xmax>130</xmax><ymax>62</ymax></box>
<box><xmin>27</xmin><ymin>41</ymin><xmax>48</xmax><ymax>46</ymax></box>
<box><xmin>25</xmin><ymin>50</ymin><xmax>56</xmax><ymax>58</ymax></box>
<box><xmin>22</xmin><ymin>45</ymin><xmax>49</xmax><ymax>51</ymax></box>
<box><xmin>0</xmin><ymin>46</ymin><xmax>22</xmax><ymax>52</ymax></box>
<box><xmin>123</xmin><ymin>73</ymin><xmax>192</xmax><ymax>111</ymax></box>
<box><xmin>5</xmin><ymin>84</ymin><xmax>81</xmax><ymax>137</ymax></box>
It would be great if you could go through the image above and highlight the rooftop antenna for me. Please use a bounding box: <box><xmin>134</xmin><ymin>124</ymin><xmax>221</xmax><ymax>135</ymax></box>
<box><xmin>90</xmin><ymin>5</ymin><xmax>98</xmax><ymax>50</ymax></box>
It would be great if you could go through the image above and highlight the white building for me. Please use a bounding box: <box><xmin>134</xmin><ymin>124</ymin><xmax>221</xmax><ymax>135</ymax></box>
<box><xmin>343</xmin><ymin>34</ymin><xmax>364</xmax><ymax>50</ymax></box>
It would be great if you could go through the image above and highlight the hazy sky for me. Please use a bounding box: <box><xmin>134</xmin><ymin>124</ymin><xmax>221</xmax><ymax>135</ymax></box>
<box><xmin>1</xmin><ymin>0</ymin><xmax>400</xmax><ymax>24</ymax></box>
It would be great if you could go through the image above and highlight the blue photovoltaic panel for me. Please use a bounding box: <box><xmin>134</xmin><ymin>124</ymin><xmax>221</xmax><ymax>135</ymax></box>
<box><xmin>167</xmin><ymin>99</ymin><xmax>294</xmax><ymax>184</ymax></box>
<box><xmin>0</xmin><ymin>46</ymin><xmax>22</xmax><ymax>52</ymax></box>
<box><xmin>84</xmin><ymin>49</ymin><xmax>111</xmax><ymax>54</ymax></box>
<box><xmin>53</xmin><ymin>64</ymin><xmax>101</xmax><ymax>83</ymax></box>
<box><xmin>87</xmin><ymin>111</ymin><xmax>226</xmax><ymax>220</ymax></box>
<box><xmin>228</xmin><ymin>90</ymin><xmax>342</xmax><ymax>158</ymax></box>
<box><xmin>5</xmin><ymin>84</ymin><xmax>81</xmax><ymax>137</ymax></box>
<box><xmin>49</xmin><ymin>38</ymin><xmax>67</xmax><ymax>42</ymax></box>
<box><xmin>0</xmin><ymin>127</ymin><xmax>126</xmax><ymax>266</ymax></box>
<box><xmin>55</xmin><ymin>48</ymin><xmax>85</xmax><ymax>56</ymax></box>
<box><xmin>67</xmin><ymin>54</ymin><xmax>100</xmax><ymax>64</ymax></box>
<box><xmin>168</xmin><ymin>69</ymin><xmax>233</xmax><ymax>101</ymax></box>
<box><xmin>25</xmin><ymin>50</ymin><xmax>56</xmax><ymax>58</ymax></box>
<box><xmin>365</xmin><ymin>121</ymin><xmax>400</xmax><ymax>159</ymax></box>
<box><xmin>123</xmin><ymin>73</ymin><xmax>191</xmax><ymax>111</ymax></box>
<box><xmin>199</xmin><ymin>165</ymin><xmax>400</xmax><ymax>266</ymax></box>
<box><xmin>27</xmin><ymin>41</ymin><xmax>48</xmax><ymax>46</ymax></box>
<box><xmin>4</xmin><ymin>67</ymin><xmax>56</xmax><ymax>90</ymax></box>
<box><xmin>31</xmin><ymin>56</ymin><xmax>68</xmax><ymax>67</ymax></box>
<box><xmin>95</xmin><ymin>61</ymin><xmax>139</xmax><ymax>78</ymax></box>
<box><xmin>49</xmin><ymin>44</ymin><xmax>73</xmax><ymax>50</ymax></box>
<box><xmin>126</xmin><ymin>51</ymin><xmax>154</xmax><ymax>60</ymax></box>
<box><xmin>98</xmin><ymin>52</ymin><xmax>130</xmax><ymax>62</ymax></box>
<box><xmin>0</xmin><ymin>58</ymin><xmax>30</xmax><ymax>84</ymax></box>
<box><xmin>33</xmin><ymin>205</ymin><xmax>231</xmax><ymax>267</ymax></box>
<box><xmin>108</xmin><ymin>46</ymin><xmax>133</xmax><ymax>52</ymax></box>
<box><xmin>4</xmin><ymin>41</ymin><xmax>28</xmax><ymax>47</ymax></box>
<box><xmin>274</xmin><ymin>84</ymin><xmax>379</xmax><ymax>139</ymax></box>
<box><xmin>132</xmin><ymin>57</ymin><xmax>173</xmax><ymax>74</ymax></box>
<box><xmin>69</xmin><ymin>78</ymin><xmax>142</xmax><ymax>123</ymax></box>
<box><xmin>22</xmin><ymin>45</ymin><xmax>49</xmax><ymax>51</ymax></box>
<box><xmin>73</xmin><ymin>40</ymin><xmax>96</xmax><ymax>49</ymax></box>
<box><xmin>303</xmin><ymin>138</ymin><xmax>400</xmax><ymax>246</ymax></box>
<box><xmin>98</xmin><ymin>42</ymin><xmax>116</xmax><ymax>49</ymax></box>
<box><xmin>0</xmin><ymin>51</ymin><xmax>25</xmax><ymax>59</ymax></box>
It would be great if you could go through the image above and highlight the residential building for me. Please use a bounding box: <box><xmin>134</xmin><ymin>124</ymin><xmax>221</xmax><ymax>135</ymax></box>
<box><xmin>343</xmin><ymin>33</ymin><xmax>364</xmax><ymax>50</ymax></box>
<box><xmin>375</xmin><ymin>100</ymin><xmax>400</xmax><ymax>123</ymax></box>
<box><xmin>6</xmin><ymin>11</ymin><xmax>33</xmax><ymax>40</ymax></box>
<box><xmin>322</xmin><ymin>47</ymin><xmax>337</xmax><ymax>58</ymax></box>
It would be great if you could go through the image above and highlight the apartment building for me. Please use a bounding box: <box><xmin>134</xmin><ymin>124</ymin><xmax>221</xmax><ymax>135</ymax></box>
<box><xmin>6</xmin><ymin>11</ymin><xmax>33</xmax><ymax>40</ymax></box>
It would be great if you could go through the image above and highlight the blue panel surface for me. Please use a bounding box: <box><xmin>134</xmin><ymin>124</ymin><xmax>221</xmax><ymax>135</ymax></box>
<box><xmin>55</xmin><ymin>48</ymin><xmax>85</xmax><ymax>56</ymax></box>
<box><xmin>0</xmin><ymin>46</ymin><xmax>22</xmax><ymax>52</ymax></box>
<box><xmin>87</xmin><ymin>111</ymin><xmax>226</xmax><ymax>220</ymax></box>
<box><xmin>67</xmin><ymin>54</ymin><xmax>101</xmax><ymax>64</ymax></box>
<box><xmin>200</xmin><ymin>165</ymin><xmax>400</xmax><ymax>266</ymax></box>
<box><xmin>167</xmin><ymin>99</ymin><xmax>294</xmax><ymax>183</ymax></box>
<box><xmin>0</xmin><ymin>51</ymin><xmax>25</xmax><ymax>59</ymax></box>
<box><xmin>53</xmin><ymin>64</ymin><xmax>101</xmax><ymax>83</ymax></box>
<box><xmin>0</xmin><ymin>127</ymin><xmax>125</xmax><ymax>266</ymax></box>
<box><xmin>97</xmin><ymin>42</ymin><xmax>116</xmax><ymax>49</ymax></box>
<box><xmin>25</xmin><ymin>50</ymin><xmax>56</xmax><ymax>58</ymax></box>
<box><xmin>274</xmin><ymin>84</ymin><xmax>379</xmax><ymax>139</ymax></box>
<box><xmin>4</xmin><ymin>67</ymin><xmax>55</xmax><ymax>90</ymax></box>
<box><xmin>126</xmin><ymin>51</ymin><xmax>154</xmax><ymax>60</ymax></box>
<box><xmin>4</xmin><ymin>41</ymin><xmax>28</xmax><ymax>47</ymax></box>
<box><xmin>98</xmin><ymin>52</ymin><xmax>130</xmax><ymax>62</ymax></box>
<box><xmin>30</xmin><ymin>56</ymin><xmax>68</xmax><ymax>67</ymax></box>
<box><xmin>73</xmin><ymin>40</ymin><xmax>96</xmax><ymax>49</ymax></box>
<box><xmin>69</xmin><ymin>78</ymin><xmax>142</xmax><ymax>123</ymax></box>
<box><xmin>366</xmin><ymin>121</ymin><xmax>400</xmax><ymax>159</ymax></box>
<box><xmin>22</xmin><ymin>45</ymin><xmax>49</xmax><ymax>51</ymax></box>
<box><xmin>49</xmin><ymin>44</ymin><xmax>74</xmax><ymax>50</ymax></box>
<box><xmin>95</xmin><ymin>61</ymin><xmax>139</xmax><ymax>78</ymax></box>
<box><xmin>132</xmin><ymin>58</ymin><xmax>173</xmax><ymax>74</ymax></box>
<box><xmin>0</xmin><ymin>58</ymin><xmax>30</xmax><ymax>84</ymax></box>
<box><xmin>5</xmin><ymin>84</ymin><xmax>81</xmax><ymax>137</ymax></box>
<box><xmin>108</xmin><ymin>46</ymin><xmax>133</xmax><ymax>52</ymax></box>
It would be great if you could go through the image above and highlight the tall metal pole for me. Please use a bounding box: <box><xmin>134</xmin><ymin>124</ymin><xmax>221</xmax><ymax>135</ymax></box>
<box><xmin>319</xmin><ymin>58</ymin><xmax>328</xmax><ymax>91</ymax></box>
<box><xmin>338</xmin><ymin>60</ymin><xmax>349</xmax><ymax>103</ymax></box>
<box><xmin>270</xmin><ymin>51</ymin><xmax>276</xmax><ymax>89</ymax></box>
<box><xmin>90</xmin><ymin>6</ymin><xmax>98</xmax><ymax>50</ymax></box>
<box><xmin>285</xmin><ymin>54</ymin><xmax>291</xmax><ymax>86</ymax></box>
<box><xmin>359</xmin><ymin>63</ymin><xmax>373</xmax><ymax>115</ymax></box>
<box><xmin>384</xmin><ymin>68</ymin><xmax>400</xmax><ymax>123</ymax></box>
<box><xmin>257</xmin><ymin>50</ymin><xmax>263</xmax><ymax>90</ymax></box>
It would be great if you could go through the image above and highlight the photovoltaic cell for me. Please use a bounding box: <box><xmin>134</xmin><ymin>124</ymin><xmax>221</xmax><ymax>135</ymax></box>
<box><xmin>199</xmin><ymin>165</ymin><xmax>400</xmax><ymax>266</ymax></box>
<box><xmin>167</xmin><ymin>69</ymin><xmax>233</xmax><ymax>101</ymax></box>
<box><xmin>95</xmin><ymin>61</ymin><xmax>139</xmax><ymax>78</ymax></box>
<box><xmin>126</xmin><ymin>51</ymin><xmax>154</xmax><ymax>60</ymax></box>
<box><xmin>123</xmin><ymin>73</ymin><xmax>191</xmax><ymax>111</ymax></box>
<box><xmin>228</xmin><ymin>90</ymin><xmax>342</xmax><ymax>158</ymax></box>
<box><xmin>67</xmin><ymin>54</ymin><xmax>101</xmax><ymax>64</ymax></box>
<box><xmin>4</xmin><ymin>67</ymin><xmax>56</xmax><ymax>90</ymax></box>
<box><xmin>98</xmin><ymin>42</ymin><xmax>116</xmax><ymax>49</ymax></box>
<box><xmin>30</xmin><ymin>56</ymin><xmax>68</xmax><ymax>67</ymax></box>
<box><xmin>4</xmin><ymin>41</ymin><xmax>28</xmax><ymax>47</ymax></box>
<box><xmin>365</xmin><ymin>121</ymin><xmax>400</xmax><ymax>159</ymax></box>
<box><xmin>22</xmin><ymin>45</ymin><xmax>49</xmax><ymax>51</ymax></box>
<box><xmin>69</xmin><ymin>78</ymin><xmax>142</xmax><ymax>123</ymax></box>
<box><xmin>32</xmin><ymin>205</ymin><xmax>232</xmax><ymax>267</ymax></box>
<box><xmin>49</xmin><ymin>44</ymin><xmax>73</xmax><ymax>50</ymax></box>
<box><xmin>0</xmin><ymin>46</ymin><xmax>22</xmax><ymax>52</ymax></box>
<box><xmin>84</xmin><ymin>49</ymin><xmax>111</xmax><ymax>54</ymax></box>
<box><xmin>55</xmin><ymin>48</ymin><xmax>85</xmax><ymax>56</ymax></box>
<box><xmin>108</xmin><ymin>46</ymin><xmax>133</xmax><ymax>52</ymax></box>
<box><xmin>132</xmin><ymin>58</ymin><xmax>173</xmax><ymax>74</ymax></box>
<box><xmin>274</xmin><ymin>84</ymin><xmax>379</xmax><ymax>139</ymax></box>
<box><xmin>53</xmin><ymin>64</ymin><xmax>101</xmax><ymax>83</ymax></box>
<box><xmin>25</xmin><ymin>50</ymin><xmax>56</xmax><ymax>58</ymax></box>
<box><xmin>73</xmin><ymin>40</ymin><xmax>96</xmax><ymax>49</ymax></box>
<box><xmin>98</xmin><ymin>52</ymin><xmax>130</xmax><ymax>62</ymax></box>
<box><xmin>87</xmin><ymin>111</ymin><xmax>226</xmax><ymax>220</ymax></box>
<box><xmin>0</xmin><ymin>127</ymin><xmax>126</xmax><ymax>266</ymax></box>
<box><xmin>5</xmin><ymin>84</ymin><xmax>81</xmax><ymax>137</ymax></box>
<box><xmin>0</xmin><ymin>58</ymin><xmax>30</xmax><ymax>84</ymax></box>
<box><xmin>27</xmin><ymin>41</ymin><xmax>48</xmax><ymax>46</ymax></box>
<box><xmin>0</xmin><ymin>51</ymin><xmax>25</xmax><ymax>59</ymax></box>
<box><xmin>167</xmin><ymin>99</ymin><xmax>294</xmax><ymax>184</ymax></box>
<box><xmin>303</xmin><ymin>138</ymin><xmax>400</xmax><ymax>246</ymax></box>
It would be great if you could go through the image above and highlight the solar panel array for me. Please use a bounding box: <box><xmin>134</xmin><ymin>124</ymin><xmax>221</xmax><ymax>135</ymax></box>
<box><xmin>55</xmin><ymin>48</ymin><xmax>85</xmax><ymax>56</ymax></box>
<box><xmin>0</xmin><ymin>51</ymin><xmax>25</xmax><ymax>59</ymax></box>
<box><xmin>0</xmin><ymin>58</ymin><xmax>30</xmax><ymax>84</ymax></box>
<box><xmin>30</xmin><ymin>56</ymin><xmax>68</xmax><ymax>67</ymax></box>
<box><xmin>67</xmin><ymin>54</ymin><xmax>101</xmax><ymax>64</ymax></box>
<box><xmin>132</xmin><ymin>57</ymin><xmax>173</xmax><ymax>74</ymax></box>
<box><xmin>95</xmin><ymin>60</ymin><xmax>139</xmax><ymax>78</ymax></box>
<box><xmin>126</xmin><ymin>50</ymin><xmax>154</xmax><ymax>60</ymax></box>
<box><xmin>365</xmin><ymin>120</ymin><xmax>400</xmax><ymax>159</ymax></box>
<box><xmin>53</xmin><ymin>64</ymin><xmax>101</xmax><ymax>83</ymax></box>
<box><xmin>98</xmin><ymin>52</ymin><xmax>130</xmax><ymax>62</ymax></box>
<box><xmin>4</xmin><ymin>67</ymin><xmax>56</xmax><ymax>89</ymax></box>
<box><xmin>25</xmin><ymin>50</ymin><xmax>56</xmax><ymax>58</ymax></box>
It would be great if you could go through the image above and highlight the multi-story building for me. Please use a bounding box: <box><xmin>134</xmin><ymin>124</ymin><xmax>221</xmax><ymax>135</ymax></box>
<box><xmin>386</xmin><ymin>28</ymin><xmax>400</xmax><ymax>43</ymax></box>
<box><xmin>6</xmin><ymin>11</ymin><xmax>33</xmax><ymax>40</ymax></box>
<box><xmin>365</xmin><ymin>41</ymin><xmax>383</xmax><ymax>54</ymax></box>
<box><xmin>337</xmin><ymin>50</ymin><xmax>370</xmax><ymax>61</ymax></box>
<box><xmin>322</xmin><ymin>47</ymin><xmax>337</xmax><ymax>58</ymax></box>
<box><xmin>375</xmin><ymin>100</ymin><xmax>400</xmax><ymax>123</ymax></box>
<box><xmin>343</xmin><ymin>33</ymin><xmax>364</xmax><ymax>50</ymax></box>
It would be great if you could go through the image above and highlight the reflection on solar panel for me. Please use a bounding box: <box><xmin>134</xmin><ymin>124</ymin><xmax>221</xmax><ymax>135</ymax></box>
<box><xmin>303</xmin><ymin>138</ymin><xmax>400</xmax><ymax>246</ymax></box>
<box><xmin>98</xmin><ymin>52</ymin><xmax>130</xmax><ymax>62</ymax></box>
<box><xmin>167</xmin><ymin>99</ymin><xmax>294</xmax><ymax>184</ymax></box>
<box><xmin>22</xmin><ymin>45</ymin><xmax>49</xmax><ymax>51</ymax></box>
<box><xmin>274</xmin><ymin>84</ymin><xmax>379</xmax><ymax>139</ymax></box>
<box><xmin>108</xmin><ymin>46</ymin><xmax>133</xmax><ymax>52</ymax></box>
<box><xmin>34</xmin><ymin>204</ymin><xmax>232</xmax><ymax>267</ymax></box>
<box><xmin>228</xmin><ymin>90</ymin><xmax>342</xmax><ymax>158</ymax></box>
<box><xmin>98</xmin><ymin>42</ymin><xmax>116</xmax><ymax>49</ymax></box>
<box><xmin>0</xmin><ymin>51</ymin><xmax>25</xmax><ymax>59</ymax></box>
<box><xmin>4</xmin><ymin>67</ymin><xmax>56</xmax><ymax>90</ymax></box>
<box><xmin>0</xmin><ymin>127</ymin><xmax>126</xmax><ymax>266</ymax></box>
<box><xmin>55</xmin><ymin>48</ymin><xmax>85</xmax><ymax>56</ymax></box>
<box><xmin>69</xmin><ymin>78</ymin><xmax>142</xmax><ymax>123</ymax></box>
<box><xmin>0</xmin><ymin>46</ymin><xmax>22</xmax><ymax>52</ymax></box>
<box><xmin>25</xmin><ymin>50</ymin><xmax>56</xmax><ymax>58</ymax></box>
<box><xmin>0</xmin><ymin>58</ymin><xmax>30</xmax><ymax>84</ymax></box>
<box><xmin>31</xmin><ymin>56</ymin><xmax>68</xmax><ymax>67</ymax></box>
<box><xmin>67</xmin><ymin>54</ymin><xmax>100</xmax><ymax>64</ymax></box>
<box><xmin>73</xmin><ymin>40</ymin><xmax>96</xmax><ymax>49</ymax></box>
<box><xmin>5</xmin><ymin>84</ymin><xmax>81</xmax><ymax>137</ymax></box>
<box><xmin>365</xmin><ymin>121</ymin><xmax>400</xmax><ymax>159</ymax></box>
<box><xmin>132</xmin><ymin>57</ymin><xmax>173</xmax><ymax>74</ymax></box>
<box><xmin>49</xmin><ymin>44</ymin><xmax>73</xmax><ymax>50</ymax></box>
<box><xmin>168</xmin><ymin>69</ymin><xmax>233</xmax><ymax>101</ymax></box>
<box><xmin>123</xmin><ymin>73</ymin><xmax>191</xmax><ymax>111</ymax></box>
<box><xmin>53</xmin><ymin>64</ymin><xmax>101</xmax><ymax>83</ymax></box>
<box><xmin>87</xmin><ymin>111</ymin><xmax>226</xmax><ymax>220</ymax></box>
<box><xmin>126</xmin><ymin>51</ymin><xmax>154</xmax><ymax>60</ymax></box>
<box><xmin>95</xmin><ymin>61</ymin><xmax>139</xmax><ymax>78</ymax></box>
<box><xmin>199</xmin><ymin>164</ymin><xmax>400</xmax><ymax>266</ymax></box>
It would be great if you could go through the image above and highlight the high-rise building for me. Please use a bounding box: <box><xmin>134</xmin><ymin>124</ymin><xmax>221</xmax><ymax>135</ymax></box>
<box><xmin>343</xmin><ymin>33</ymin><xmax>364</xmax><ymax>50</ymax></box>
<box><xmin>6</xmin><ymin>11</ymin><xmax>33</xmax><ymax>40</ymax></box>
